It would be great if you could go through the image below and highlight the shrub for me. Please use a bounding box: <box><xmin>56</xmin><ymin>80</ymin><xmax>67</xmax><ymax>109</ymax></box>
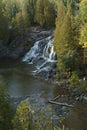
<box><xmin>70</xmin><ymin>71</ymin><xmax>79</xmax><ymax>87</ymax></box>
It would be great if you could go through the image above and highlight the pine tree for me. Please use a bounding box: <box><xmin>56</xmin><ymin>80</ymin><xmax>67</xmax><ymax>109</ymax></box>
<box><xmin>79</xmin><ymin>0</ymin><xmax>87</xmax><ymax>47</ymax></box>
<box><xmin>12</xmin><ymin>0</ymin><xmax>31</xmax><ymax>35</ymax></box>
<box><xmin>54</xmin><ymin>1</ymin><xmax>79</xmax><ymax>72</ymax></box>
<box><xmin>0</xmin><ymin>7</ymin><xmax>9</xmax><ymax>44</ymax></box>
<box><xmin>54</xmin><ymin>1</ymin><xmax>66</xmax><ymax>71</ymax></box>
<box><xmin>0</xmin><ymin>76</ymin><xmax>14</xmax><ymax>130</ymax></box>
<box><xmin>35</xmin><ymin>0</ymin><xmax>55</xmax><ymax>27</ymax></box>
<box><xmin>79</xmin><ymin>0</ymin><xmax>87</xmax><ymax>65</ymax></box>
<box><xmin>35</xmin><ymin>0</ymin><xmax>45</xmax><ymax>27</ymax></box>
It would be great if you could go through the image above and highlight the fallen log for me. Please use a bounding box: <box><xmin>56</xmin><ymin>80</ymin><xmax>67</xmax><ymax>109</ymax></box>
<box><xmin>52</xmin><ymin>95</ymin><xmax>60</xmax><ymax>101</ymax></box>
<box><xmin>48</xmin><ymin>100</ymin><xmax>73</xmax><ymax>107</ymax></box>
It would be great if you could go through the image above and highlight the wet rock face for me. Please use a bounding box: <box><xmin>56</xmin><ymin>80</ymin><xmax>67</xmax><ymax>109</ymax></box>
<box><xmin>0</xmin><ymin>27</ymin><xmax>54</xmax><ymax>59</ymax></box>
<box><xmin>0</xmin><ymin>41</ymin><xmax>9</xmax><ymax>58</ymax></box>
<box><xmin>22</xmin><ymin>36</ymin><xmax>57</xmax><ymax>80</ymax></box>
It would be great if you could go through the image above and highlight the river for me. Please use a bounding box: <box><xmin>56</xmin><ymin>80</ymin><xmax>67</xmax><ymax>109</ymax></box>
<box><xmin>0</xmin><ymin>59</ymin><xmax>54</xmax><ymax>98</ymax></box>
<box><xmin>0</xmin><ymin>59</ymin><xmax>87</xmax><ymax>130</ymax></box>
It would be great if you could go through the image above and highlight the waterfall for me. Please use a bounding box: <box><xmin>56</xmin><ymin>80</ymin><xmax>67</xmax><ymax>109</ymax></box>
<box><xmin>43</xmin><ymin>38</ymin><xmax>56</xmax><ymax>61</ymax></box>
<box><xmin>22</xmin><ymin>36</ymin><xmax>57</xmax><ymax>79</ymax></box>
<box><xmin>22</xmin><ymin>41</ymin><xmax>40</xmax><ymax>63</ymax></box>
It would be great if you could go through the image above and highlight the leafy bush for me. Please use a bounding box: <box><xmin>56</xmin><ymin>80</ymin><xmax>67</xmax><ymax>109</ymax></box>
<box><xmin>79</xmin><ymin>79</ymin><xmax>87</xmax><ymax>92</ymax></box>
<box><xmin>70</xmin><ymin>71</ymin><xmax>79</xmax><ymax>87</ymax></box>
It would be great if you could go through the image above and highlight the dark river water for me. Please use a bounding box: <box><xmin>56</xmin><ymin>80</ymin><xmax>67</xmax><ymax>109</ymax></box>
<box><xmin>0</xmin><ymin>59</ymin><xmax>87</xmax><ymax>130</ymax></box>
<box><xmin>0</xmin><ymin>59</ymin><xmax>54</xmax><ymax>98</ymax></box>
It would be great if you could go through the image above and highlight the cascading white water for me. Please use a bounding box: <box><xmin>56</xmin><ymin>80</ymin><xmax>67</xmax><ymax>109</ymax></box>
<box><xmin>22</xmin><ymin>36</ymin><xmax>57</xmax><ymax>79</ymax></box>
<box><xmin>43</xmin><ymin>39</ymin><xmax>56</xmax><ymax>61</ymax></box>
<box><xmin>22</xmin><ymin>41</ymin><xmax>40</xmax><ymax>63</ymax></box>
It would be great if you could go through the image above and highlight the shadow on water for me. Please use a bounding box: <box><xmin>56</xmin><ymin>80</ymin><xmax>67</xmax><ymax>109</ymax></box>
<box><xmin>62</xmin><ymin>102</ymin><xmax>87</xmax><ymax>130</ymax></box>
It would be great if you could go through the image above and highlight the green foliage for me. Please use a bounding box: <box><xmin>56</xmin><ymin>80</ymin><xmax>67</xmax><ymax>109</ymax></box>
<box><xmin>27</xmin><ymin>0</ymin><xmax>37</xmax><ymax>25</ymax></box>
<box><xmin>13</xmin><ymin>98</ymin><xmax>34</xmax><ymax>130</ymax></box>
<box><xmin>35</xmin><ymin>0</ymin><xmax>56</xmax><ymax>27</ymax></box>
<box><xmin>54</xmin><ymin>1</ymin><xmax>66</xmax><ymax>59</ymax></box>
<box><xmin>70</xmin><ymin>72</ymin><xmax>87</xmax><ymax>91</ymax></box>
<box><xmin>79</xmin><ymin>80</ymin><xmax>87</xmax><ymax>92</ymax></box>
<box><xmin>78</xmin><ymin>0</ymin><xmax>87</xmax><ymax>47</ymax></box>
<box><xmin>79</xmin><ymin>0</ymin><xmax>87</xmax><ymax>25</ymax></box>
<box><xmin>2</xmin><ymin>0</ymin><xmax>37</xmax><ymax>24</ymax></box>
<box><xmin>80</xmin><ymin>23</ymin><xmax>87</xmax><ymax>46</ymax></box>
<box><xmin>2</xmin><ymin>0</ymin><xmax>15</xmax><ymax>21</ymax></box>
<box><xmin>34</xmin><ymin>0</ymin><xmax>45</xmax><ymax>27</ymax></box>
<box><xmin>70</xmin><ymin>71</ymin><xmax>79</xmax><ymax>87</ymax></box>
<box><xmin>0</xmin><ymin>0</ymin><xmax>37</xmax><ymax>37</ymax></box>
<box><xmin>0</xmin><ymin>7</ymin><xmax>9</xmax><ymax>44</ymax></box>
<box><xmin>54</xmin><ymin>0</ymin><xmax>85</xmax><ymax>79</ymax></box>
<box><xmin>0</xmin><ymin>76</ymin><xmax>14</xmax><ymax>130</ymax></box>
<box><xmin>34</xmin><ymin>105</ymin><xmax>52</xmax><ymax>130</ymax></box>
<box><xmin>13</xmin><ymin>98</ymin><xmax>53</xmax><ymax>130</ymax></box>
<box><xmin>54</xmin><ymin>2</ymin><xmax>78</xmax><ymax>72</ymax></box>
<box><xmin>11</xmin><ymin>0</ymin><xmax>32</xmax><ymax>35</ymax></box>
<box><xmin>12</xmin><ymin>11</ymin><xmax>31</xmax><ymax>35</ymax></box>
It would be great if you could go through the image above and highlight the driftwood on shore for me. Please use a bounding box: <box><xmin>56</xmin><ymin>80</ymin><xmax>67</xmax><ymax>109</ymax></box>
<box><xmin>48</xmin><ymin>100</ymin><xmax>73</xmax><ymax>107</ymax></box>
<box><xmin>52</xmin><ymin>95</ymin><xmax>60</xmax><ymax>101</ymax></box>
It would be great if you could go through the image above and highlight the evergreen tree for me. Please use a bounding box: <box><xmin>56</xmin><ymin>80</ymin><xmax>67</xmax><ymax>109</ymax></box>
<box><xmin>35</xmin><ymin>0</ymin><xmax>45</xmax><ymax>27</ymax></box>
<box><xmin>0</xmin><ymin>76</ymin><xmax>14</xmax><ymax>130</ymax></box>
<box><xmin>78</xmin><ymin>0</ymin><xmax>87</xmax><ymax>69</ymax></box>
<box><xmin>54</xmin><ymin>1</ymin><xmax>67</xmax><ymax>71</ymax></box>
<box><xmin>2</xmin><ymin>0</ymin><xmax>16</xmax><ymax>21</ymax></box>
<box><xmin>0</xmin><ymin>7</ymin><xmax>9</xmax><ymax>44</ymax></box>
<box><xmin>12</xmin><ymin>0</ymin><xmax>31</xmax><ymax>35</ymax></box>
<box><xmin>44</xmin><ymin>0</ymin><xmax>55</xmax><ymax>26</ymax></box>
<box><xmin>54</xmin><ymin>1</ymin><xmax>79</xmax><ymax>74</ymax></box>
<box><xmin>80</xmin><ymin>24</ymin><xmax>87</xmax><ymax>48</ymax></box>
<box><xmin>35</xmin><ymin>0</ymin><xmax>55</xmax><ymax>27</ymax></box>
<box><xmin>27</xmin><ymin>0</ymin><xmax>37</xmax><ymax>25</ymax></box>
<box><xmin>79</xmin><ymin>0</ymin><xmax>87</xmax><ymax>48</ymax></box>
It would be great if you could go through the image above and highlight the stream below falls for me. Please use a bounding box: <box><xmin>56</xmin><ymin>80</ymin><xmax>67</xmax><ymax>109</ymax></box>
<box><xmin>0</xmin><ymin>59</ymin><xmax>87</xmax><ymax>130</ymax></box>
